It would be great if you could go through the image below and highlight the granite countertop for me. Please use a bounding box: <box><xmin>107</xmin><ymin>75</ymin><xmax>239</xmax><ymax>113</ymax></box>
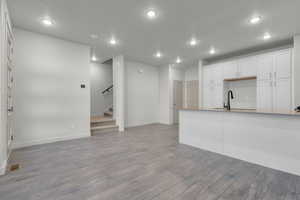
<box><xmin>181</xmin><ymin>107</ymin><xmax>300</xmax><ymax>116</ymax></box>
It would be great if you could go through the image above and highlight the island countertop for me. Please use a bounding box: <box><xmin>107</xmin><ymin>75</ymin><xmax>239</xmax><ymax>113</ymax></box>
<box><xmin>180</xmin><ymin>107</ymin><xmax>300</xmax><ymax>116</ymax></box>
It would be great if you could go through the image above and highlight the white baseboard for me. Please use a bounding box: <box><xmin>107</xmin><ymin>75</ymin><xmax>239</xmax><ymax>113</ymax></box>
<box><xmin>12</xmin><ymin>132</ymin><xmax>90</xmax><ymax>149</ymax></box>
<box><xmin>0</xmin><ymin>159</ymin><xmax>7</xmax><ymax>176</ymax></box>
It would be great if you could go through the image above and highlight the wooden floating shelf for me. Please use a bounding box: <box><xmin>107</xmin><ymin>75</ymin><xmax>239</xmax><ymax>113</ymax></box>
<box><xmin>224</xmin><ymin>76</ymin><xmax>257</xmax><ymax>82</ymax></box>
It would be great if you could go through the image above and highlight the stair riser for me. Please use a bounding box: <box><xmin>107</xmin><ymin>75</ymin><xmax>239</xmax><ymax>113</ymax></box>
<box><xmin>91</xmin><ymin>127</ymin><xmax>119</xmax><ymax>135</ymax></box>
<box><xmin>104</xmin><ymin>113</ymin><xmax>113</xmax><ymax>117</ymax></box>
<box><xmin>91</xmin><ymin>121</ymin><xmax>116</xmax><ymax>127</ymax></box>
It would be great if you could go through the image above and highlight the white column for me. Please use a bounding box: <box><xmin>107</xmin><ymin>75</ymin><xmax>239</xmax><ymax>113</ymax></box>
<box><xmin>198</xmin><ymin>60</ymin><xmax>204</xmax><ymax>108</ymax></box>
<box><xmin>113</xmin><ymin>55</ymin><xmax>125</xmax><ymax>132</ymax></box>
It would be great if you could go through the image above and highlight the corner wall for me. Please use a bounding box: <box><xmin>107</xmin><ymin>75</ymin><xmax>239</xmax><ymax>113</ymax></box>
<box><xmin>13</xmin><ymin>28</ymin><xmax>91</xmax><ymax>148</ymax></box>
<box><xmin>125</xmin><ymin>60</ymin><xmax>159</xmax><ymax>127</ymax></box>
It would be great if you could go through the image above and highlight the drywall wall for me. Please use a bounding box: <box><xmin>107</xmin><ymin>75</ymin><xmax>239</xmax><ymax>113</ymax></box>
<box><xmin>159</xmin><ymin>65</ymin><xmax>172</xmax><ymax>124</ymax></box>
<box><xmin>294</xmin><ymin>35</ymin><xmax>300</xmax><ymax>108</ymax></box>
<box><xmin>13</xmin><ymin>28</ymin><xmax>90</xmax><ymax>148</ymax></box>
<box><xmin>125</xmin><ymin>60</ymin><xmax>159</xmax><ymax>127</ymax></box>
<box><xmin>90</xmin><ymin>62</ymin><xmax>113</xmax><ymax>117</ymax></box>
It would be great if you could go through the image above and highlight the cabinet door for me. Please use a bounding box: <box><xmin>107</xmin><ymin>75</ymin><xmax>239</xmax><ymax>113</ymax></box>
<box><xmin>222</xmin><ymin>61</ymin><xmax>238</xmax><ymax>79</ymax></box>
<box><xmin>257</xmin><ymin>80</ymin><xmax>273</xmax><ymax>112</ymax></box>
<box><xmin>273</xmin><ymin>78</ymin><xmax>291</xmax><ymax>113</ymax></box>
<box><xmin>203</xmin><ymin>66</ymin><xmax>213</xmax><ymax>87</ymax></box>
<box><xmin>213</xmin><ymin>64</ymin><xmax>224</xmax><ymax>86</ymax></box>
<box><xmin>203</xmin><ymin>86</ymin><xmax>211</xmax><ymax>108</ymax></box>
<box><xmin>238</xmin><ymin>56</ymin><xmax>257</xmax><ymax>77</ymax></box>
<box><xmin>214</xmin><ymin>85</ymin><xmax>224</xmax><ymax>108</ymax></box>
<box><xmin>274</xmin><ymin>49</ymin><xmax>291</xmax><ymax>80</ymax></box>
<box><xmin>257</xmin><ymin>53</ymin><xmax>273</xmax><ymax>81</ymax></box>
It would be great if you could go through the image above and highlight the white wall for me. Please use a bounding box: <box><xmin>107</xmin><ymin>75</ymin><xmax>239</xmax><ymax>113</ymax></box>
<box><xmin>125</xmin><ymin>60</ymin><xmax>159</xmax><ymax>127</ymax></box>
<box><xmin>90</xmin><ymin>62</ymin><xmax>113</xmax><ymax>117</ymax></box>
<box><xmin>13</xmin><ymin>29</ymin><xmax>90</xmax><ymax>148</ymax></box>
<box><xmin>293</xmin><ymin>35</ymin><xmax>300</xmax><ymax>108</ymax></box>
<box><xmin>224</xmin><ymin>80</ymin><xmax>257</xmax><ymax>109</ymax></box>
<box><xmin>159</xmin><ymin>66</ymin><xmax>172</xmax><ymax>124</ymax></box>
<box><xmin>0</xmin><ymin>0</ymin><xmax>10</xmax><ymax>175</ymax></box>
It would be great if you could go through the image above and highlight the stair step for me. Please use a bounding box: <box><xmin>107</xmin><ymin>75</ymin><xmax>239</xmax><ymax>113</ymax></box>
<box><xmin>91</xmin><ymin>120</ymin><xmax>115</xmax><ymax>127</ymax></box>
<box><xmin>91</xmin><ymin>118</ymin><xmax>114</xmax><ymax>123</ymax></box>
<box><xmin>104</xmin><ymin>111</ymin><xmax>113</xmax><ymax>117</ymax></box>
<box><xmin>91</xmin><ymin>125</ymin><xmax>118</xmax><ymax>131</ymax></box>
<box><xmin>91</xmin><ymin>125</ymin><xmax>119</xmax><ymax>135</ymax></box>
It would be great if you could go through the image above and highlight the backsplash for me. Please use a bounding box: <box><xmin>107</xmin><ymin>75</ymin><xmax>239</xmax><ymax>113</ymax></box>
<box><xmin>224</xmin><ymin>79</ymin><xmax>257</xmax><ymax>109</ymax></box>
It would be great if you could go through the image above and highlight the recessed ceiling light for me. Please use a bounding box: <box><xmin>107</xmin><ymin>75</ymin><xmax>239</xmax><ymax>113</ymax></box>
<box><xmin>155</xmin><ymin>51</ymin><xmax>162</xmax><ymax>58</ymax></box>
<box><xmin>109</xmin><ymin>37</ymin><xmax>117</xmax><ymax>45</ymax></box>
<box><xmin>250</xmin><ymin>16</ymin><xmax>262</xmax><ymax>24</ymax></box>
<box><xmin>90</xmin><ymin>34</ymin><xmax>99</xmax><ymax>39</ymax></box>
<box><xmin>263</xmin><ymin>32</ymin><xmax>271</xmax><ymax>40</ymax></box>
<box><xmin>41</xmin><ymin>17</ymin><xmax>54</xmax><ymax>27</ymax></box>
<box><xmin>176</xmin><ymin>57</ymin><xmax>182</xmax><ymax>64</ymax></box>
<box><xmin>209</xmin><ymin>48</ymin><xmax>216</xmax><ymax>55</ymax></box>
<box><xmin>91</xmin><ymin>55</ymin><xmax>98</xmax><ymax>62</ymax></box>
<box><xmin>146</xmin><ymin>9</ymin><xmax>157</xmax><ymax>19</ymax></box>
<box><xmin>189</xmin><ymin>38</ymin><xmax>199</xmax><ymax>46</ymax></box>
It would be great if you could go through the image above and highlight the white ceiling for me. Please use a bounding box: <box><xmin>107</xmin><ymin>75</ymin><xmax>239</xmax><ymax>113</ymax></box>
<box><xmin>8</xmin><ymin>0</ymin><xmax>300</xmax><ymax>67</ymax></box>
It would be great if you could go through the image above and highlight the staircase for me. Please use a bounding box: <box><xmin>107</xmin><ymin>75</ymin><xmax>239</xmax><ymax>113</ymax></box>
<box><xmin>91</xmin><ymin>116</ymin><xmax>118</xmax><ymax>135</ymax></box>
<box><xmin>104</xmin><ymin>107</ymin><xmax>113</xmax><ymax>117</ymax></box>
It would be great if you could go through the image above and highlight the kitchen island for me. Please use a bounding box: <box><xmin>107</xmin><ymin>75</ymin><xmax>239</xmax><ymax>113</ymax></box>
<box><xmin>179</xmin><ymin>108</ymin><xmax>300</xmax><ymax>176</ymax></box>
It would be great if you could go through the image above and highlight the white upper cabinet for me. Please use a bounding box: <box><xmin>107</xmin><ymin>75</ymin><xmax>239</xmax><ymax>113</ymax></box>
<box><xmin>238</xmin><ymin>56</ymin><xmax>258</xmax><ymax>77</ymax></box>
<box><xmin>222</xmin><ymin>61</ymin><xmax>238</xmax><ymax>79</ymax></box>
<box><xmin>257</xmin><ymin>53</ymin><xmax>274</xmax><ymax>81</ymax></box>
<box><xmin>202</xmin><ymin>64</ymin><xmax>223</xmax><ymax>108</ymax></box>
<box><xmin>273</xmin><ymin>49</ymin><xmax>291</xmax><ymax>80</ymax></box>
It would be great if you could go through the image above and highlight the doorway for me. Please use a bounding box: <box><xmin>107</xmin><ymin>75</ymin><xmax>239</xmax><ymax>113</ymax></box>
<box><xmin>173</xmin><ymin>80</ymin><xmax>184</xmax><ymax>124</ymax></box>
<box><xmin>90</xmin><ymin>58</ymin><xmax>117</xmax><ymax>134</ymax></box>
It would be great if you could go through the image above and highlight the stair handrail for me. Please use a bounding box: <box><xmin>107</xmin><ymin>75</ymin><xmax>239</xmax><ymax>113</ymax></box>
<box><xmin>102</xmin><ymin>85</ymin><xmax>113</xmax><ymax>94</ymax></box>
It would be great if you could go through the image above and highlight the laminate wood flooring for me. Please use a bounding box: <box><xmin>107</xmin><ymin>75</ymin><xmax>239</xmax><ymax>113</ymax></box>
<box><xmin>1</xmin><ymin>124</ymin><xmax>300</xmax><ymax>200</ymax></box>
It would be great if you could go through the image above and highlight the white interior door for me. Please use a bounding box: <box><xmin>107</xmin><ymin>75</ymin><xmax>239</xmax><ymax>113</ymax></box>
<box><xmin>173</xmin><ymin>80</ymin><xmax>183</xmax><ymax>124</ymax></box>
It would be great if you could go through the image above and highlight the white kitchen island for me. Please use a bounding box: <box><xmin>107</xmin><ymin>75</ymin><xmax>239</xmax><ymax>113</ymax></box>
<box><xmin>179</xmin><ymin>108</ymin><xmax>300</xmax><ymax>176</ymax></box>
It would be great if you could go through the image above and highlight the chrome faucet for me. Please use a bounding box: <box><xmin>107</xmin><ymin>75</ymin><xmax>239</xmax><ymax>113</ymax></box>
<box><xmin>224</xmin><ymin>90</ymin><xmax>234</xmax><ymax>110</ymax></box>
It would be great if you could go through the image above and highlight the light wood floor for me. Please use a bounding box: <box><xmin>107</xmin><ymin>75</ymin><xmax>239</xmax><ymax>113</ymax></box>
<box><xmin>1</xmin><ymin>124</ymin><xmax>300</xmax><ymax>200</ymax></box>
